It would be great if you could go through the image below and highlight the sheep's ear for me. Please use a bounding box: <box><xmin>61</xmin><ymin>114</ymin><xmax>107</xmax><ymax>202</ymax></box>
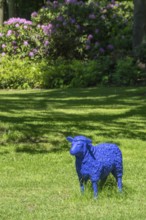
<box><xmin>66</xmin><ymin>136</ymin><xmax>73</xmax><ymax>142</ymax></box>
<box><xmin>86</xmin><ymin>138</ymin><xmax>92</xmax><ymax>144</ymax></box>
<box><xmin>87</xmin><ymin>143</ymin><xmax>92</xmax><ymax>149</ymax></box>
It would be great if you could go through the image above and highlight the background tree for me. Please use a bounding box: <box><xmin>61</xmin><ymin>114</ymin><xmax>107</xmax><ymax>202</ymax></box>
<box><xmin>0</xmin><ymin>0</ymin><xmax>45</xmax><ymax>23</ymax></box>
<box><xmin>7</xmin><ymin>0</ymin><xmax>15</xmax><ymax>17</ymax></box>
<box><xmin>0</xmin><ymin>0</ymin><xmax>4</xmax><ymax>25</ymax></box>
<box><xmin>133</xmin><ymin>0</ymin><xmax>146</xmax><ymax>53</ymax></box>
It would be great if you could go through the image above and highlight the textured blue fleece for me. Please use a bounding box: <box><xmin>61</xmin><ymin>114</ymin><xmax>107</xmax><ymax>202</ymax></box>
<box><xmin>67</xmin><ymin>135</ymin><xmax>123</xmax><ymax>197</ymax></box>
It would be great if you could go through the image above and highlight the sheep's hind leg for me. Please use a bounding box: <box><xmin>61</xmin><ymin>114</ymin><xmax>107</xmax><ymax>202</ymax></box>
<box><xmin>92</xmin><ymin>181</ymin><xmax>98</xmax><ymax>198</ymax></box>
<box><xmin>117</xmin><ymin>177</ymin><xmax>122</xmax><ymax>192</ymax></box>
<box><xmin>112</xmin><ymin>170</ymin><xmax>122</xmax><ymax>192</ymax></box>
<box><xmin>79</xmin><ymin>178</ymin><xmax>84</xmax><ymax>193</ymax></box>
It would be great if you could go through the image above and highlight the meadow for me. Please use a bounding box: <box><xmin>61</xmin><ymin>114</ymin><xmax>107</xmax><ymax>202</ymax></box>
<box><xmin>0</xmin><ymin>87</ymin><xmax>146</xmax><ymax>220</ymax></box>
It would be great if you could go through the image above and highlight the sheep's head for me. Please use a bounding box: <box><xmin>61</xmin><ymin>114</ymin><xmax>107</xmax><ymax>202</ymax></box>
<box><xmin>66</xmin><ymin>135</ymin><xmax>92</xmax><ymax>157</ymax></box>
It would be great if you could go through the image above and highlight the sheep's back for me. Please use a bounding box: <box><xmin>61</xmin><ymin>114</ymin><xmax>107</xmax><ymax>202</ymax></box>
<box><xmin>93</xmin><ymin>143</ymin><xmax>122</xmax><ymax>163</ymax></box>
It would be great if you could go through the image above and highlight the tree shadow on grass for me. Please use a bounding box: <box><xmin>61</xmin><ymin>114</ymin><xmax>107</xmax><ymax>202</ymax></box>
<box><xmin>15</xmin><ymin>141</ymin><xmax>69</xmax><ymax>154</ymax></box>
<box><xmin>0</xmin><ymin>151</ymin><xmax>10</xmax><ymax>155</ymax></box>
<box><xmin>0</xmin><ymin>87</ymin><xmax>146</xmax><ymax>153</ymax></box>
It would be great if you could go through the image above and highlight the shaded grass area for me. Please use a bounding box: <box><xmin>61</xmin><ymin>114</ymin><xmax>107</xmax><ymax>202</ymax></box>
<box><xmin>0</xmin><ymin>87</ymin><xmax>146</xmax><ymax>219</ymax></box>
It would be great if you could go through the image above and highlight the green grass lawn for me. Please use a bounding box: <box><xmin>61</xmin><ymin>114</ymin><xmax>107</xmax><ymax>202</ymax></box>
<box><xmin>0</xmin><ymin>87</ymin><xmax>146</xmax><ymax>220</ymax></box>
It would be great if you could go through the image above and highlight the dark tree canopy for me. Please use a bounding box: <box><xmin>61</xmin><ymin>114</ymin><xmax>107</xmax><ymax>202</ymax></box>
<box><xmin>2</xmin><ymin>0</ymin><xmax>45</xmax><ymax>22</ymax></box>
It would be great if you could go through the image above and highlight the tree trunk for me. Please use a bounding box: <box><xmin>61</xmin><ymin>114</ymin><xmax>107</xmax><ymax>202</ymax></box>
<box><xmin>7</xmin><ymin>0</ymin><xmax>15</xmax><ymax>18</ymax></box>
<box><xmin>0</xmin><ymin>0</ymin><xmax>4</xmax><ymax>25</ymax></box>
<box><xmin>133</xmin><ymin>0</ymin><xmax>146</xmax><ymax>53</ymax></box>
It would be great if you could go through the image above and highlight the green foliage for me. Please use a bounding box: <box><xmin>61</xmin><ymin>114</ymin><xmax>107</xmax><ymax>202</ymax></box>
<box><xmin>0</xmin><ymin>55</ymin><xmax>115</xmax><ymax>89</ymax></box>
<box><xmin>0</xmin><ymin>56</ymin><xmax>46</xmax><ymax>89</ymax></box>
<box><xmin>69</xmin><ymin>56</ymin><xmax>112</xmax><ymax>87</ymax></box>
<box><xmin>112</xmin><ymin>56</ymin><xmax>143</xmax><ymax>85</ymax></box>
<box><xmin>1</xmin><ymin>55</ymin><xmax>145</xmax><ymax>89</ymax></box>
<box><xmin>40</xmin><ymin>59</ymin><xmax>72</xmax><ymax>88</ymax></box>
<box><xmin>41</xmin><ymin>59</ymin><xmax>102</xmax><ymax>88</ymax></box>
<box><xmin>135</xmin><ymin>41</ymin><xmax>146</xmax><ymax>63</ymax></box>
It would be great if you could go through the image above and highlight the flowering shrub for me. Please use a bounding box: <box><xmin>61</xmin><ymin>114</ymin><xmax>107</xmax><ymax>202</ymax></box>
<box><xmin>0</xmin><ymin>0</ymin><xmax>132</xmax><ymax>60</ymax></box>
<box><xmin>0</xmin><ymin>17</ymin><xmax>51</xmax><ymax>59</ymax></box>
<box><xmin>31</xmin><ymin>0</ymin><xmax>131</xmax><ymax>59</ymax></box>
<box><xmin>32</xmin><ymin>0</ymin><xmax>133</xmax><ymax>59</ymax></box>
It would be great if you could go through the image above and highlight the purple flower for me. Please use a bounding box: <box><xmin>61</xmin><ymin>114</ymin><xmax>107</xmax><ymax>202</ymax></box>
<box><xmin>57</xmin><ymin>15</ymin><xmax>64</xmax><ymax>22</ymax></box>
<box><xmin>31</xmin><ymin>12</ymin><xmax>38</xmax><ymax>18</ymax></box>
<box><xmin>65</xmin><ymin>0</ymin><xmax>77</xmax><ymax>4</ymax></box>
<box><xmin>12</xmin><ymin>41</ymin><xmax>17</xmax><ymax>45</ymax></box>
<box><xmin>44</xmin><ymin>40</ymin><xmax>49</xmax><ymax>46</ymax></box>
<box><xmin>115</xmin><ymin>3</ymin><xmax>120</xmax><ymax>7</ymax></box>
<box><xmin>70</xmin><ymin>18</ymin><xmax>76</xmax><ymax>24</ymax></box>
<box><xmin>86</xmin><ymin>45</ymin><xmax>90</xmax><ymax>50</ymax></box>
<box><xmin>99</xmin><ymin>48</ymin><xmax>105</xmax><ymax>53</ymax></box>
<box><xmin>107</xmin><ymin>44</ymin><xmax>114</xmax><ymax>50</ymax></box>
<box><xmin>95</xmin><ymin>29</ymin><xmax>99</xmax><ymax>34</ymax></box>
<box><xmin>33</xmin><ymin>49</ymin><xmax>38</xmax><ymax>54</ymax></box>
<box><xmin>4</xmin><ymin>18</ymin><xmax>32</xmax><ymax>25</ymax></box>
<box><xmin>29</xmin><ymin>51</ymin><xmax>34</xmax><ymax>57</ymax></box>
<box><xmin>42</xmin><ymin>24</ymin><xmax>53</xmax><ymax>35</ymax></box>
<box><xmin>2</xmin><ymin>44</ymin><xmax>6</xmax><ymax>49</ymax></box>
<box><xmin>15</xmin><ymin>23</ymin><xmax>19</xmax><ymax>28</ymax></box>
<box><xmin>6</xmin><ymin>30</ymin><xmax>12</xmax><ymax>36</ymax></box>
<box><xmin>13</xmin><ymin>46</ymin><xmax>18</xmax><ymax>50</ymax></box>
<box><xmin>1</xmin><ymin>52</ymin><xmax>6</xmax><ymax>56</ymax></box>
<box><xmin>107</xmin><ymin>4</ymin><xmax>114</xmax><ymax>9</ymax></box>
<box><xmin>24</xmin><ymin>25</ymin><xmax>28</xmax><ymax>29</ymax></box>
<box><xmin>0</xmin><ymin>33</ymin><xmax>3</xmax><ymax>37</ymax></box>
<box><xmin>89</xmin><ymin>14</ymin><xmax>96</xmax><ymax>19</ymax></box>
<box><xmin>37</xmin><ymin>24</ymin><xmax>41</xmax><ymax>28</ymax></box>
<box><xmin>24</xmin><ymin>41</ymin><xmax>29</xmax><ymax>46</ymax></box>
<box><xmin>53</xmin><ymin>1</ymin><xmax>58</xmax><ymax>8</ymax></box>
<box><xmin>87</xmin><ymin>34</ymin><xmax>93</xmax><ymax>40</ymax></box>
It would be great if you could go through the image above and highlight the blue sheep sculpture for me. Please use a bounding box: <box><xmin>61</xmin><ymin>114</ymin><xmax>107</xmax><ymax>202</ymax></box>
<box><xmin>67</xmin><ymin>135</ymin><xmax>123</xmax><ymax>198</ymax></box>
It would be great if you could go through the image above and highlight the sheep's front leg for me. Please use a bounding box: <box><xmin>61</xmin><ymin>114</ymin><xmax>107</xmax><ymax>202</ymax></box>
<box><xmin>92</xmin><ymin>181</ymin><xmax>98</xmax><ymax>198</ymax></box>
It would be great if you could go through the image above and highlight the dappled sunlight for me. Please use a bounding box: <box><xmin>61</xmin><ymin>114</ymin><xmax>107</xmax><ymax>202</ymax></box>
<box><xmin>0</xmin><ymin>87</ymin><xmax>146</xmax><ymax>220</ymax></box>
<box><xmin>0</xmin><ymin>87</ymin><xmax>146</xmax><ymax>153</ymax></box>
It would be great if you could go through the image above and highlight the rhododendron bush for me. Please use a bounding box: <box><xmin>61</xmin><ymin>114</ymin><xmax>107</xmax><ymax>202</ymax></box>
<box><xmin>1</xmin><ymin>0</ymin><xmax>139</xmax><ymax>89</ymax></box>
<box><xmin>0</xmin><ymin>18</ymin><xmax>51</xmax><ymax>59</ymax></box>
<box><xmin>0</xmin><ymin>0</ymin><xmax>132</xmax><ymax>60</ymax></box>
